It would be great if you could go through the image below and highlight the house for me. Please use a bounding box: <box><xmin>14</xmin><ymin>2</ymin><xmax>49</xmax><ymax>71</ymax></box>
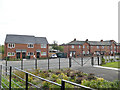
<box><xmin>4</xmin><ymin>34</ymin><xmax>49</xmax><ymax>59</ymax></box>
<box><xmin>63</xmin><ymin>39</ymin><xmax>118</xmax><ymax>58</ymax></box>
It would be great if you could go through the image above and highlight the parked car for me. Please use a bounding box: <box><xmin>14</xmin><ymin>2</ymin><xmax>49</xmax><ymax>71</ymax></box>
<box><xmin>50</xmin><ymin>54</ymin><xmax>57</xmax><ymax>58</ymax></box>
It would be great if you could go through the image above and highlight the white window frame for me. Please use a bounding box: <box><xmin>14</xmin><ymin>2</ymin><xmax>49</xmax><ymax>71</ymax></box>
<box><xmin>41</xmin><ymin>52</ymin><xmax>46</xmax><ymax>56</ymax></box>
<box><xmin>71</xmin><ymin>45</ymin><xmax>74</xmax><ymax>48</ymax></box>
<box><xmin>102</xmin><ymin>46</ymin><xmax>104</xmax><ymax>49</ymax></box>
<box><xmin>28</xmin><ymin>44</ymin><xmax>34</xmax><ymax>48</ymax></box>
<box><xmin>97</xmin><ymin>46</ymin><xmax>99</xmax><ymax>49</ymax></box>
<box><xmin>7</xmin><ymin>52</ymin><xmax>15</xmax><ymax>56</ymax></box>
<box><xmin>41</xmin><ymin>44</ymin><xmax>47</xmax><ymax>48</ymax></box>
<box><xmin>87</xmin><ymin>51</ymin><xmax>89</xmax><ymax>54</ymax></box>
<box><xmin>83</xmin><ymin>51</ymin><xmax>85</xmax><ymax>54</ymax></box>
<box><xmin>8</xmin><ymin>43</ymin><xmax>15</xmax><ymax>48</ymax></box>
<box><xmin>83</xmin><ymin>45</ymin><xmax>85</xmax><ymax>49</ymax></box>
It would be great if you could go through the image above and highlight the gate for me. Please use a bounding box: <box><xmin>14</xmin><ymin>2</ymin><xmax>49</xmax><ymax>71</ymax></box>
<box><xmin>69</xmin><ymin>55</ymin><xmax>102</xmax><ymax>67</ymax></box>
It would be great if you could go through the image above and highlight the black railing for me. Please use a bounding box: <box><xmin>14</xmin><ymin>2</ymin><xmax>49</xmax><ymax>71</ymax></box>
<box><xmin>0</xmin><ymin>65</ymin><xmax>95</xmax><ymax>89</ymax></box>
<box><xmin>61</xmin><ymin>79</ymin><xmax>94</xmax><ymax>90</ymax></box>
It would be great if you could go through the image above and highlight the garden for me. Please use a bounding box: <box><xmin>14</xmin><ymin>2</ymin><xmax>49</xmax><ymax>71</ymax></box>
<box><xmin>101</xmin><ymin>56</ymin><xmax>120</xmax><ymax>68</ymax></box>
<box><xmin>2</xmin><ymin>68</ymin><xmax>120</xmax><ymax>89</ymax></box>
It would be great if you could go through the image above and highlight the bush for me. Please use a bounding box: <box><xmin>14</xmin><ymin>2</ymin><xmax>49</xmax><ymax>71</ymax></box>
<box><xmin>116</xmin><ymin>58</ymin><xmax>120</xmax><ymax>60</ymax></box>
<box><xmin>101</xmin><ymin>58</ymin><xmax>105</xmax><ymax>65</ymax></box>
<box><xmin>110</xmin><ymin>59</ymin><xmax>114</xmax><ymax>62</ymax></box>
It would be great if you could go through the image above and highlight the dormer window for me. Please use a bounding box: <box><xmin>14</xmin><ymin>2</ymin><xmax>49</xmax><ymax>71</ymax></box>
<box><xmin>28</xmin><ymin>44</ymin><xmax>34</xmax><ymax>48</ymax></box>
<box><xmin>8</xmin><ymin>43</ymin><xmax>15</xmax><ymax>48</ymax></box>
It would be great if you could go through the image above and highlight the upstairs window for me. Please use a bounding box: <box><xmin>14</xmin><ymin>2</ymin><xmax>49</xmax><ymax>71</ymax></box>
<box><xmin>83</xmin><ymin>45</ymin><xmax>85</xmax><ymax>49</ymax></box>
<box><xmin>71</xmin><ymin>45</ymin><xmax>74</xmax><ymax>48</ymax></box>
<box><xmin>41</xmin><ymin>44</ymin><xmax>46</xmax><ymax>48</ymax></box>
<box><xmin>111</xmin><ymin>46</ymin><xmax>113</xmax><ymax>49</ymax></box>
<box><xmin>79</xmin><ymin>45</ymin><xmax>81</xmax><ymax>48</ymax></box>
<box><xmin>28</xmin><ymin>44</ymin><xmax>34</xmax><ymax>48</ymax></box>
<box><xmin>97</xmin><ymin>46</ymin><xmax>99</xmax><ymax>49</ymax></box>
<box><xmin>102</xmin><ymin>46</ymin><xmax>104</xmax><ymax>49</ymax></box>
<box><xmin>8</xmin><ymin>44</ymin><xmax>15</xmax><ymax>48</ymax></box>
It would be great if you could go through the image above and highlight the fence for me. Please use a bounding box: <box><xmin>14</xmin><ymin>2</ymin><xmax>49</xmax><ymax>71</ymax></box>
<box><xmin>2</xmin><ymin>55</ymin><xmax>120</xmax><ymax>70</ymax></box>
<box><xmin>0</xmin><ymin>65</ymin><xmax>94</xmax><ymax>89</ymax></box>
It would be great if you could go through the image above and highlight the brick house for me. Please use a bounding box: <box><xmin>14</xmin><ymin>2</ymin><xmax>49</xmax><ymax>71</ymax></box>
<box><xmin>63</xmin><ymin>39</ymin><xmax>118</xmax><ymax>58</ymax></box>
<box><xmin>4</xmin><ymin>34</ymin><xmax>49</xmax><ymax>59</ymax></box>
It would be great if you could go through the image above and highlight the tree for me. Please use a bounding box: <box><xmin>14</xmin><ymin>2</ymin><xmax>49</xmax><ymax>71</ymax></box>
<box><xmin>52</xmin><ymin>41</ymin><xmax>64</xmax><ymax>52</ymax></box>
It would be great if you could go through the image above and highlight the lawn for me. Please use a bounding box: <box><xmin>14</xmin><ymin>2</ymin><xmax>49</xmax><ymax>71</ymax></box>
<box><xmin>102</xmin><ymin>61</ymin><xmax>120</xmax><ymax>68</ymax></box>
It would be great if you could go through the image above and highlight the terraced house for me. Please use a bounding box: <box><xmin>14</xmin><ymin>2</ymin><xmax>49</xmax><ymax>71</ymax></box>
<box><xmin>4</xmin><ymin>34</ymin><xmax>49</xmax><ymax>59</ymax></box>
<box><xmin>63</xmin><ymin>39</ymin><xmax>118</xmax><ymax>58</ymax></box>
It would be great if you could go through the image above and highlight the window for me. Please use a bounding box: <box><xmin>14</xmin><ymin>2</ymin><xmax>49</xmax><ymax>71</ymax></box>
<box><xmin>7</xmin><ymin>52</ymin><xmax>15</xmax><ymax>56</ymax></box>
<box><xmin>114</xmin><ymin>46</ymin><xmax>116</xmax><ymax>49</ymax></box>
<box><xmin>91</xmin><ymin>46</ymin><xmax>93</xmax><ymax>48</ymax></box>
<box><xmin>102</xmin><ymin>46</ymin><xmax>104</xmax><ymax>49</ymax></box>
<box><xmin>79</xmin><ymin>45</ymin><xmax>81</xmax><ymax>48</ymax></box>
<box><xmin>41</xmin><ymin>44</ymin><xmax>46</xmax><ymax>48</ymax></box>
<box><xmin>83</xmin><ymin>45</ymin><xmax>85</xmax><ymax>49</ymax></box>
<box><xmin>28</xmin><ymin>44</ymin><xmax>34</xmax><ymax>48</ymax></box>
<box><xmin>97</xmin><ymin>46</ymin><xmax>99</xmax><ymax>49</ymax></box>
<box><xmin>83</xmin><ymin>51</ymin><xmax>85</xmax><ymax>54</ymax></box>
<box><xmin>87</xmin><ymin>51</ymin><xmax>89</xmax><ymax>54</ymax></box>
<box><xmin>41</xmin><ymin>52</ymin><xmax>46</xmax><ymax>56</ymax></box>
<box><xmin>87</xmin><ymin>46</ymin><xmax>89</xmax><ymax>49</ymax></box>
<box><xmin>8</xmin><ymin>44</ymin><xmax>15</xmax><ymax>48</ymax></box>
<box><xmin>108</xmin><ymin>46</ymin><xmax>109</xmax><ymax>49</ymax></box>
<box><xmin>28</xmin><ymin>52</ymin><xmax>34</xmax><ymax>56</ymax></box>
<box><xmin>111</xmin><ymin>46</ymin><xmax>113</xmax><ymax>49</ymax></box>
<box><xmin>71</xmin><ymin>45</ymin><xmax>74</xmax><ymax>48</ymax></box>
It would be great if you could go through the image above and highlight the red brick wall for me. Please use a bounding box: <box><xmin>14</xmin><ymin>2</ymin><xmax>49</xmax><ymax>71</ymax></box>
<box><xmin>4</xmin><ymin>43</ymin><xmax>48</xmax><ymax>59</ymax></box>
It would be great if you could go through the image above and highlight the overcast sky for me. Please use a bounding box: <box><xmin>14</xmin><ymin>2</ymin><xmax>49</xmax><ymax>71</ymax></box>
<box><xmin>0</xmin><ymin>0</ymin><xmax>119</xmax><ymax>45</ymax></box>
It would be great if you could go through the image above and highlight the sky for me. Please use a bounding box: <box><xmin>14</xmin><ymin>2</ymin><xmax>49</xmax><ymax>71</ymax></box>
<box><xmin>0</xmin><ymin>0</ymin><xmax>119</xmax><ymax>45</ymax></box>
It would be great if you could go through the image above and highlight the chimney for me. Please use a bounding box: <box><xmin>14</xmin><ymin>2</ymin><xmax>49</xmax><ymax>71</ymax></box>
<box><xmin>86</xmin><ymin>39</ymin><xmax>88</xmax><ymax>41</ymax></box>
<box><xmin>73</xmin><ymin>38</ymin><xmax>76</xmax><ymax>41</ymax></box>
<box><xmin>101</xmin><ymin>39</ymin><xmax>103</xmax><ymax>42</ymax></box>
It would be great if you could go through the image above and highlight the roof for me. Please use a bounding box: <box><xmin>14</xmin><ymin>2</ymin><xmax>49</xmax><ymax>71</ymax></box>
<box><xmin>66</xmin><ymin>40</ymin><xmax>117</xmax><ymax>46</ymax></box>
<box><xmin>5</xmin><ymin>34</ymin><xmax>48</xmax><ymax>44</ymax></box>
<box><xmin>88</xmin><ymin>41</ymin><xmax>112</xmax><ymax>46</ymax></box>
<box><xmin>67</xmin><ymin>41</ymin><xmax>85</xmax><ymax>45</ymax></box>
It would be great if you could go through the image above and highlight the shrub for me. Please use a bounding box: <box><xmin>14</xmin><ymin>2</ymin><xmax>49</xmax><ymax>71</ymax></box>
<box><xmin>101</xmin><ymin>58</ymin><xmax>105</xmax><ymax>65</ymax></box>
<box><xmin>116</xmin><ymin>58</ymin><xmax>120</xmax><ymax>60</ymax></box>
<box><xmin>110</xmin><ymin>59</ymin><xmax>114</xmax><ymax>62</ymax></box>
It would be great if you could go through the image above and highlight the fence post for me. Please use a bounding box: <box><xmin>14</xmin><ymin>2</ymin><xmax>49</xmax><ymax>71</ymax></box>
<box><xmin>21</xmin><ymin>59</ymin><xmax>23</xmax><ymax>70</ymax></box>
<box><xmin>48</xmin><ymin>58</ymin><xmax>49</xmax><ymax>70</ymax></box>
<box><xmin>0</xmin><ymin>65</ymin><xmax>2</xmax><ymax>90</ymax></box>
<box><xmin>61</xmin><ymin>80</ymin><xmax>65</xmax><ymax>90</ymax></box>
<box><xmin>81</xmin><ymin>57</ymin><xmax>83</xmax><ymax>66</ymax></box>
<box><xmin>9</xmin><ymin>66</ymin><xmax>12</xmax><ymax>90</ymax></box>
<box><xmin>59</xmin><ymin>58</ymin><xmax>60</xmax><ymax>70</ymax></box>
<box><xmin>5</xmin><ymin>60</ymin><xmax>7</xmax><ymax>76</ymax></box>
<box><xmin>69</xmin><ymin>57</ymin><xmax>71</xmax><ymax>68</ymax></box>
<box><xmin>26</xmin><ymin>73</ymin><xmax>28</xmax><ymax>90</ymax></box>
<box><xmin>35</xmin><ymin>59</ymin><xmax>37</xmax><ymax>70</ymax></box>
<box><xmin>97</xmin><ymin>56</ymin><xmax>99</xmax><ymax>65</ymax></box>
<box><xmin>91</xmin><ymin>57</ymin><xmax>94</xmax><ymax>66</ymax></box>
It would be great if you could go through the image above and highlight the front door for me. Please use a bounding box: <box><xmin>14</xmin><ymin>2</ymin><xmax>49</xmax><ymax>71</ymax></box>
<box><xmin>22</xmin><ymin>52</ymin><xmax>26</xmax><ymax>59</ymax></box>
<box><xmin>37</xmin><ymin>52</ymin><xmax>40</xmax><ymax>58</ymax></box>
<box><xmin>16</xmin><ymin>52</ymin><xmax>20</xmax><ymax>59</ymax></box>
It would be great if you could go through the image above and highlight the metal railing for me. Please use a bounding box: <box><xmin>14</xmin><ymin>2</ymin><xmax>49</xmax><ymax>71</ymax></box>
<box><xmin>0</xmin><ymin>65</ymin><xmax>95</xmax><ymax>89</ymax></box>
